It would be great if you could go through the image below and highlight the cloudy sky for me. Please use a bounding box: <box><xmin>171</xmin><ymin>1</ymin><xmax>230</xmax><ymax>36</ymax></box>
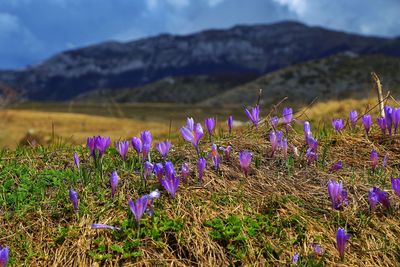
<box><xmin>0</xmin><ymin>0</ymin><xmax>399</xmax><ymax>69</ymax></box>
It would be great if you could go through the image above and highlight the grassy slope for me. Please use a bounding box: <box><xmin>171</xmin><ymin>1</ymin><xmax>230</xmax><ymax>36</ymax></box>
<box><xmin>1</xmin><ymin>108</ymin><xmax>400</xmax><ymax>266</ymax></box>
<box><xmin>74</xmin><ymin>74</ymin><xmax>257</xmax><ymax>104</ymax></box>
<box><xmin>202</xmin><ymin>54</ymin><xmax>400</xmax><ymax>107</ymax></box>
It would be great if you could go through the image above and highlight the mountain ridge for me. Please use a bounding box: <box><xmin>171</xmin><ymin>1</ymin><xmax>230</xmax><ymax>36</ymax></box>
<box><xmin>1</xmin><ymin>20</ymin><xmax>400</xmax><ymax>102</ymax></box>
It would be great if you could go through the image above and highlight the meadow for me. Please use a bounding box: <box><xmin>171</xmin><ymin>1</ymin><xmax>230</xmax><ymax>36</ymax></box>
<box><xmin>1</xmin><ymin>97</ymin><xmax>400</xmax><ymax>266</ymax></box>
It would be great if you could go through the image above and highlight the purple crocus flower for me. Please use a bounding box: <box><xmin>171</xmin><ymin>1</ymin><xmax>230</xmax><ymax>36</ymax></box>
<box><xmin>180</xmin><ymin>122</ymin><xmax>204</xmax><ymax>150</ymax></box>
<box><xmin>128</xmin><ymin>196</ymin><xmax>149</xmax><ymax>225</ymax></box>
<box><xmin>370</xmin><ymin>149</ymin><xmax>378</xmax><ymax>171</ymax></box>
<box><xmin>220</xmin><ymin>145</ymin><xmax>232</xmax><ymax>161</ymax></box>
<box><xmin>270</xmin><ymin>116</ymin><xmax>279</xmax><ymax>128</ymax></box>
<box><xmin>160</xmin><ymin>173</ymin><xmax>180</xmax><ymax>198</ymax></box>
<box><xmin>368</xmin><ymin>187</ymin><xmax>391</xmax><ymax>210</ymax></box>
<box><xmin>141</xmin><ymin>130</ymin><xmax>152</xmax><ymax>158</ymax></box>
<box><xmin>384</xmin><ymin>106</ymin><xmax>393</xmax><ymax>135</ymax></box>
<box><xmin>227</xmin><ymin>115</ymin><xmax>233</xmax><ymax>134</ymax></box>
<box><xmin>131</xmin><ymin>137</ymin><xmax>143</xmax><ymax>156</ymax></box>
<box><xmin>0</xmin><ymin>245</ymin><xmax>9</xmax><ymax>267</ymax></box>
<box><xmin>362</xmin><ymin>114</ymin><xmax>372</xmax><ymax>135</ymax></box>
<box><xmin>245</xmin><ymin>105</ymin><xmax>260</xmax><ymax>128</ymax></box>
<box><xmin>91</xmin><ymin>224</ymin><xmax>121</xmax><ymax>230</ymax></box>
<box><xmin>304</xmin><ymin>121</ymin><xmax>312</xmax><ymax>141</ymax></box>
<box><xmin>306</xmin><ymin>148</ymin><xmax>318</xmax><ymax>164</ymax></box>
<box><xmin>154</xmin><ymin>163</ymin><xmax>164</xmax><ymax>182</ymax></box>
<box><xmin>329</xmin><ymin>160</ymin><xmax>343</xmax><ymax>172</ymax></box>
<box><xmin>269</xmin><ymin>131</ymin><xmax>278</xmax><ymax>156</ymax></box>
<box><xmin>332</xmin><ymin>118</ymin><xmax>344</xmax><ymax>133</ymax></box>
<box><xmin>391</xmin><ymin>177</ymin><xmax>400</xmax><ymax>197</ymax></box>
<box><xmin>209</xmin><ymin>144</ymin><xmax>220</xmax><ymax>170</ymax></box>
<box><xmin>282</xmin><ymin>107</ymin><xmax>293</xmax><ymax>130</ymax></box>
<box><xmin>164</xmin><ymin>161</ymin><xmax>175</xmax><ymax>180</ymax></box>
<box><xmin>393</xmin><ymin>108</ymin><xmax>400</xmax><ymax>134</ymax></box>
<box><xmin>307</xmin><ymin>136</ymin><xmax>318</xmax><ymax>152</ymax></box>
<box><xmin>115</xmin><ymin>140</ymin><xmax>129</xmax><ymax>161</ymax></box>
<box><xmin>197</xmin><ymin>157</ymin><xmax>206</xmax><ymax>185</ymax></box>
<box><xmin>109</xmin><ymin>171</ymin><xmax>119</xmax><ymax>198</ymax></box>
<box><xmin>239</xmin><ymin>150</ymin><xmax>252</xmax><ymax>177</ymax></box>
<box><xmin>87</xmin><ymin>136</ymin><xmax>97</xmax><ymax>158</ymax></box>
<box><xmin>69</xmin><ymin>189</ymin><xmax>78</xmax><ymax>211</ymax></box>
<box><xmin>292</xmin><ymin>252</ymin><xmax>299</xmax><ymax>264</ymax></box>
<box><xmin>336</xmin><ymin>228</ymin><xmax>349</xmax><ymax>260</ymax></box>
<box><xmin>327</xmin><ymin>180</ymin><xmax>348</xmax><ymax>209</ymax></box>
<box><xmin>205</xmin><ymin>117</ymin><xmax>216</xmax><ymax>137</ymax></box>
<box><xmin>156</xmin><ymin>141</ymin><xmax>171</xmax><ymax>159</ymax></box>
<box><xmin>73</xmin><ymin>152</ymin><xmax>80</xmax><ymax>169</ymax></box>
<box><xmin>186</xmin><ymin>117</ymin><xmax>195</xmax><ymax>130</ymax></box>
<box><xmin>144</xmin><ymin>189</ymin><xmax>161</xmax><ymax>217</ymax></box>
<box><xmin>181</xmin><ymin>162</ymin><xmax>190</xmax><ymax>181</ymax></box>
<box><xmin>311</xmin><ymin>244</ymin><xmax>324</xmax><ymax>256</ymax></box>
<box><xmin>349</xmin><ymin>110</ymin><xmax>358</xmax><ymax>129</ymax></box>
<box><xmin>95</xmin><ymin>136</ymin><xmax>111</xmax><ymax>157</ymax></box>
<box><xmin>143</xmin><ymin>161</ymin><xmax>154</xmax><ymax>181</ymax></box>
<box><xmin>377</xmin><ymin>117</ymin><xmax>386</xmax><ymax>134</ymax></box>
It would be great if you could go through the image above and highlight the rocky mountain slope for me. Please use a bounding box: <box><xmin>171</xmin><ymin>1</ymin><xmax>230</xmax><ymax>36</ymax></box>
<box><xmin>74</xmin><ymin>54</ymin><xmax>400</xmax><ymax>107</ymax></box>
<box><xmin>1</xmin><ymin>21</ymin><xmax>400</xmax><ymax>102</ymax></box>
<box><xmin>201</xmin><ymin>53</ymin><xmax>400</xmax><ymax>107</ymax></box>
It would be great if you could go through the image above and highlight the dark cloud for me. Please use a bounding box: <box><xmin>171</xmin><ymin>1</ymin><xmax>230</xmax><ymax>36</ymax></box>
<box><xmin>0</xmin><ymin>0</ymin><xmax>399</xmax><ymax>69</ymax></box>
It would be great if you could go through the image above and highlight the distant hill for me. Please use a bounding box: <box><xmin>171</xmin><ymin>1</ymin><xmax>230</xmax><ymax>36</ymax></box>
<box><xmin>74</xmin><ymin>73</ymin><xmax>257</xmax><ymax>104</ymax></box>
<box><xmin>75</xmin><ymin>54</ymin><xmax>400</xmax><ymax>107</ymax></box>
<box><xmin>1</xmin><ymin>21</ymin><xmax>400</xmax><ymax>102</ymax></box>
<box><xmin>201</xmin><ymin>53</ymin><xmax>400</xmax><ymax>107</ymax></box>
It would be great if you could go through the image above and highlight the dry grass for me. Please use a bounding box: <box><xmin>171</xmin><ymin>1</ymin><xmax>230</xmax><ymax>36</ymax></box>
<box><xmin>0</xmin><ymin>110</ymin><xmax>172</xmax><ymax>148</ymax></box>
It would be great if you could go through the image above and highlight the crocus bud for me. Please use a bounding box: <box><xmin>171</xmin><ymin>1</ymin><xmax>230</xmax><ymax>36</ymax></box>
<box><xmin>210</xmin><ymin>144</ymin><xmax>220</xmax><ymax>170</ymax></box>
<box><xmin>270</xmin><ymin>116</ymin><xmax>279</xmax><ymax>128</ymax></box>
<box><xmin>391</xmin><ymin>177</ymin><xmax>400</xmax><ymax>198</ymax></box>
<box><xmin>197</xmin><ymin>157</ymin><xmax>206</xmax><ymax>185</ymax></box>
<box><xmin>73</xmin><ymin>152</ymin><xmax>80</xmax><ymax>169</ymax></box>
<box><xmin>282</xmin><ymin>107</ymin><xmax>293</xmax><ymax>125</ymax></box>
<box><xmin>115</xmin><ymin>140</ymin><xmax>129</xmax><ymax>161</ymax></box>
<box><xmin>349</xmin><ymin>110</ymin><xmax>358</xmax><ymax>129</ymax></box>
<box><xmin>239</xmin><ymin>150</ymin><xmax>252</xmax><ymax>177</ymax></box>
<box><xmin>205</xmin><ymin>117</ymin><xmax>216</xmax><ymax>137</ymax></box>
<box><xmin>327</xmin><ymin>179</ymin><xmax>348</xmax><ymax>209</ymax></box>
<box><xmin>269</xmin><ymin>131</ymin><xmax>278</xmax><ymax>156</ymax></box>
<box><xmin>69</xmin><ymin>189</ymin><xmax>78</xmax><ymax>211</ymax></box>
<box><xmin>336</xmin><ymin>228</ymin><xmax>349</xmax><ymax>260</ymax></box>
<box><xmin>227</xmin><ymin>116</ymin><xmax>233</xmax><ymax>134</ymax></box>
<box><xmin>377</xmin><ymin>117</ymin><xmax>386</xmax><ymax>134</ymax></box>
<box><xmin>362</xmin><ymin>114</ymin><xmax>372</xmax><ymax>135</ymax></box>
<box><xmin>332</xmin><ymin>118</ymin><xmax>344</xmax><ymax>133</ymax></box>
<box><xmin>131</xmin><ymin>137</ymin><xmax>143</xmax><ymax>155</ymax></box>
<box><xmin>109</xmin><ymin>171</ymin><xmax>119</xmax><ymax>198</ymax></box>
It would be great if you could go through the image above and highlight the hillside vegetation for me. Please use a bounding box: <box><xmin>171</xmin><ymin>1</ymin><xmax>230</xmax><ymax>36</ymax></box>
<box><xmin>203</xmin><ymin>54</ymin><xmax>400</xmax><ymax>107</ymax></box>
